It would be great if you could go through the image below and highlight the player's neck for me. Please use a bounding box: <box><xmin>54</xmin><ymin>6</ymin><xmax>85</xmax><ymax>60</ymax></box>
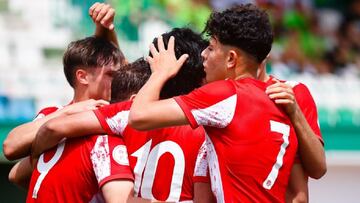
<box><xmin>258</xmin><ymin>70</ymin><xmax>270</xmax><ymax>82</ymax></box>
<box><xmin>233</xmin><ymin>65</ymin><xmax>257</xmax><ymax>81</ymax></box>
<box><xmin>72</xmin><ymin>87</ymin><xmax>91</xmax><ymax>103</ymax></box>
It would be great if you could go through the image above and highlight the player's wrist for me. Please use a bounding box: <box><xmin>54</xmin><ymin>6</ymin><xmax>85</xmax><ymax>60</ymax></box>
<box><xmin>151</xmin><ymin>71</ymin><xmax>173</xmax><ymax>82</ymax></box>
<box><xmin>287</xmin><ymin>103</ymin><xmax>301</xmax><ymax>121</ymax></box>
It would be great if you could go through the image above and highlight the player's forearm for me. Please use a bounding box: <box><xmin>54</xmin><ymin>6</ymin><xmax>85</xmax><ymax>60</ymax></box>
<box><xmin>95</xmin><ymin>24</ymin><xmax>119</xmax><ymax>48</ymax></box>
<box><xmin>32</xmin><ymin>111</ymin><xmax>105</xmax><ymax>158</ymax></box>
<box><xmin>127</xmin><ymin>197</ymin><xmax>169</xmax><ymax>203</ymax></box>
<box><xmin>129</xmin><ymin>73</ymin><xmax>168</xmax><ymax>130</ymax></box>
<box><xmin>3</xmin><ymin>109</ymin><xmax>68</xmax><ymax>160</ymax></box>
<box><xmin>286</xmin><ymin>163</ymin><xmax>308</xmax><ymax>203</ymax></box>
<box><xmin>289</xmin><ymin>108</ymin><xmax>326</xmax><ymax>179</ymax></box>
<box><xmin>194</xmin><ymin>182</ymin><xmax>215</xmax><ymax>203</ymax></box>
<box><xmin>8</xmin><ymin>157</ymin><xmax>32</xmax><ymax>189</ymax></box>
<box><xmin>31</xmin><ymin>121</ymin><xmax>64</xmax><ymax>159</ymax></box>
<box><xmin>4</xmin><ymin>123</ymin><xmax>40</xmax><ymax>160</ymax></box>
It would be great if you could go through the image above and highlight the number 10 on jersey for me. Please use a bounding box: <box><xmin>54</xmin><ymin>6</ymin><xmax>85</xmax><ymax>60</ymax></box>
<box><xmin>131</xmin><ymin>140</ymin><xmax>186</xmax><ymax>201</ymax></box>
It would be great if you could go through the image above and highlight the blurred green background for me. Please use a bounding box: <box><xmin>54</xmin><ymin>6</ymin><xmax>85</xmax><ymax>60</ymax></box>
<box><xmin>0</xmin><ymin>0</ymin><xmax>359</xmax><ymax>202</ymax></box>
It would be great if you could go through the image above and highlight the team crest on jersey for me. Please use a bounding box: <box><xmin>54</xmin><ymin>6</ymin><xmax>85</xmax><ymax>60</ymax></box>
<box><xmin>112</xmin><ymin>145</ymin><xmax>129</xmax><ymax>165</ymax></box>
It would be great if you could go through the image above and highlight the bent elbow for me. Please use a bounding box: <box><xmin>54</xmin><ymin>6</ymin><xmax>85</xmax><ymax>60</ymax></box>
<box><xmin>8</xmin><ymin>168</ymin><xmax>17</xmax><ymax>184</ymax></box>
<box><xmin>3</xmin><ymin>138</ymin><xmax>17</xmax><ymax>161</ymax></box>
<box><xmin>291</xmin><ymin>193</ymin><xmax>308</xmax><ymax>203</ymax></box>
<box><xmin>314</xmin><ymin>167</ymin><xmax>327</xmax><ymax>180</ymax></box>
<box><xmin>310</xmin><ymin>164</ymin><xmax>327</xmax><ymax>180</ymax></box>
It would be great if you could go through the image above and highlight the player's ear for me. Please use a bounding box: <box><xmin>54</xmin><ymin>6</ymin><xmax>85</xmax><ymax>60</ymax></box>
<box><xmin>75</xmin><ymin>68</ymin><xmax>89</xmax><ymax>85</ymax></box>
<box><xmin>227</xmin><ymin>50</ymin><xmax>238</xmax><ymax>70</ymax></box>
<box><xmin>129</xmin><ymin>94</ymin><xmax>137</xmax><ymax>101</ymax></box>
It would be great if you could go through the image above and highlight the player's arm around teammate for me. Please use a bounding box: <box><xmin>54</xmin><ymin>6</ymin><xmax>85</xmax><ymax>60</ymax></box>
<box><xmin>266</xmin><ymin>80</ymin><xmax>326</xmax><ymax>203</ymax></box>
<box><xmin>3</xmin><ymin>99</ymin><xmax>108</xmax><ymax>161</ymax></box>
<box><xmin>5</xmin><ymin>100</ymin><xmax>108</xmax><ymax>188</ymax></box>
<box><xmin>30</xmin><ymin>109</ymin><xmax>213</xmax><ymax>203</ymax></box>
<box><xmin>266</xmin><ymin>80</ymin><xmax>326</xmax><ymax>179</ymax></box>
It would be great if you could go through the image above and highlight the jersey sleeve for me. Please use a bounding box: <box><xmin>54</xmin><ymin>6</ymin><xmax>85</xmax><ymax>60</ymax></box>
<box><xmin>90</xmin><ymin>135</ymin><xmax>134</xmax><ymax>188</ymax></box>
<box><xmin>174</xmin><ymin>80</ymin><xmax>237</xmax><ymax>129</ymax></box>
<box><xmin>291</xmin><ymin>82</ymin><xmax>324</xmax><ymax>145</ymax></box>
<box><xmin>34</xmin><ymin>106</ymin><xmax>59</xmax><ymax>120</ymax></box>
<box><xmin>93</xmin><ymin>101</ymin><xmax>132</xmax><ymax>136</ymax></box>
<box><xmin>193</xmin><ymin>140</ymin><xmax>210</xmax><ymax>183</ymax></box>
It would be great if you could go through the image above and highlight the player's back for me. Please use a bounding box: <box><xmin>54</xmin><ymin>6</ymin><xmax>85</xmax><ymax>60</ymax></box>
<box><xmin>95</xmin><ymin>101</ymin><xmax>207</xmax><ymax>202</ymax></box>
<box><xmin>26</xmin><ymin>137</ymin><xmax>98</xmax><ymax>203</ymax></box>
<box><xmin>208</xmin><ymin>78</ymin><xmax>297</xmax><ymax>202</ymax></box>
<box><xmin>27</xmin><ymin>106</ymin><xmax>98</xmax><ymax>202</ymax></box>
<box><xmin>175</xmin><ymin>78</ymin><xmax>298</xmax><ymax>202</ymax></box>
<box><xmin>27</xmin><ymin>134</ymin><xmax>131</xmax><ymax>203</ymax></box>
<box><xmin>124</xmin><ymin>125</ymin><xmax>205</xmax><ymax>201</ymax></box>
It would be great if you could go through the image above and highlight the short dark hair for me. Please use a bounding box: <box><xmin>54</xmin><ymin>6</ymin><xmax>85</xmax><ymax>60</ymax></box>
<box><xmin>110</xmin><ymin>58</ymin><xmax>151</xmax><ymax>103</ymax></box>
<box><xmin>63</xmin><ymin>36</ymin><xmax>125</xmax><ymax>87</ymax></box>
<box><xmin>152</xmin><ymin>28</ymin><xmax>208</xmax><ymax>99</ymax></box>
<box><xmin>204</xmin><ymin>4</ymin><xmax>273</xmax><ymax>63</ymax></box>
<box><xmin>110</xmin><ymin>28</ymin><xmax>207</xmax><ymax>102</ymax></box>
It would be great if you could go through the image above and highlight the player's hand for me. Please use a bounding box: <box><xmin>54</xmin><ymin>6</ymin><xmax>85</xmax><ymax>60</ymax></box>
<box><xmin>147</xmin><ymin>36</ymin><xmax>189</xmax><ymax>79</ymax></box>
<box><xmin>265</xmin><ymin>79</ymin><xmax>298</xmax><ymax>115</ymax></box>
<box><xmin>89</xmin><ymin>2</ymin><xmax>115</xmax><ymax>30</ymax></box>
<box><xmin>64</xmin><ymin>99</ymin><xmax>109</xmax><ymax>115</ymax></box>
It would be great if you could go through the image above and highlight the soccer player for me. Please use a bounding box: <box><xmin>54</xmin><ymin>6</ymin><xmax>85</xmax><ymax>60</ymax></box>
<box><xmin>259</xmin><ymin>60</ymin><xmax>326</xmax><ymax>202</ymax></box>
<box><xmin>31</xmin><ymin>28</ymin><xmax>214</xmax><ymax>203</ymax></box>
<box><xmin>26</xmin><ymin>60</ymin><xmax>163</xmax><ymax>203</ymax></box>
<box><xmin>6</xmin><ymin>37</ymin><xmax>123</xmax><ymax>187</ymax></box>
<box><xmin>129</xmin><ymin>4</ymin><xmax>298</xmax><ymax>202</ymax></box>
<box><xmin>3</xmin><ymin>2</ymin><xmax>122</xmax><ymax>188</ymax></box>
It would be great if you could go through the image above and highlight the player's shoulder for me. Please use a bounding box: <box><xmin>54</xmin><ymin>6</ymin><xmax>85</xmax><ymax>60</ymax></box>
<box><xmin>284</xmin><ymin>80</ymin><xmax>312</xmax><ymax>97</ymax></box>
<box><xmin>96</xmin><ymin>100</ymin><xmax>132</xmax><ymax>119</ymax></box>
<box><xmin>284</xmin><ymin>80</ymin><xmax>307</xmax><ymax>89</ymax></box>
<box><xmin>35</xmin><ymin>105</ymin><xmax>62</xmax><ymax>119</ymax></box>
<box><xmin>181</xmin><ymin>80</ymin><xmax>237</xmax><ymax>105</ymax></box>
<box><xmin>115</xmin><ymin>100</ymin><xmax>132</xmax><ymax>108</ymax></box>
<box><xmin>199</xmin><ymin>79</ymin><xmax>236</xmax><ymax>95</ymax></box>
<box><xmin>38</xmin><ymin>106</ymin><xmax>61</xmax><ymax>115</ymax></box>
<box><xmin>270</xmin><ymin>76</ymin><xmax>310</xmax><ymax>93</ymax></box>
<box><xmin>108</xmin><ymin>100</ymin><xmax>132</xmax><ymax>111</ymax></box>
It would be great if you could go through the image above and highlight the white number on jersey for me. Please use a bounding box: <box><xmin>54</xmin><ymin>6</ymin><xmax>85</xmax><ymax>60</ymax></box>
<box><xmin>263</xmin><ymin>120</ymin><xmax>290</xmax><ymax>189</ymax></box>
<box><xmin>131</xmin><ymin>140</ymin><xmax>185</xmax><ymax>201</ymax></box>
<box><xmin>32</xmin><ymin>140</ymin><xmax>66</xmax><ymax>198</ymax></box>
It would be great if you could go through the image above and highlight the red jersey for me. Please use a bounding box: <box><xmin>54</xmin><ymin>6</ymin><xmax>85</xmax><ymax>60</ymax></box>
<box><xmin>174</xmin><ymin>78</ymin><xmax>298</xmax><ymax>203</ymax></box>
<box><xmin>94</xmin><ymin>101</ymin><xmax>207</xmax><ymax>202</ymax></box>
<box><xmin>33</xmin><ymin>106</ymin><xmax>61</xmax><ymax>120</ymax></box>
<box><xmin>27</xmin><ymin>107</ymin><xmax>133</xmax><ymax>203</ymax></box>
<box><xmin>266</xmin><ymin>76</ymin><xmax>324</xmax><ymax>163</ymax></box>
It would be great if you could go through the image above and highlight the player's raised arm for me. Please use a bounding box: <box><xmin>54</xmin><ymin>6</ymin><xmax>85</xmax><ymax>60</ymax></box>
<box><xmin>266</xmin><ymin>80</ymin><xmax>326</xmax><ymax>179</ymax></box>
<box><xmin>90</xmin><ymin>2</ymin><xmax>119</xmax><ymax>48</ymax></box>
<box><xmin>31</xmin><ymin>110</ymin><xmax>105</xmax><ymax>160</ymax></box>
<box><xmin>129</xmin><ymin>36</ymin><xmax>189</xmax><ymax>130</ymax></box>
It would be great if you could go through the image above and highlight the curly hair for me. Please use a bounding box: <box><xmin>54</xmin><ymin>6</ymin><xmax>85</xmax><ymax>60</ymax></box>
<box><xmin>111</xmin><ymin>58</ymin><xmax>151</xmax><ymax>103</ymax></box>
<box><xmin>204</xmin><ymin>4</ymin><xmax>273</xmax><ymax>63</ymax></box>
<box><xmin>152</xmin><ymin>28</ymin><xmax>208</xmax><ymax>99</ymax></box>
<box><xmin>63</xmin><ymin>36</ymin><xmax>125</xmax><ymax>87</ymax></box>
